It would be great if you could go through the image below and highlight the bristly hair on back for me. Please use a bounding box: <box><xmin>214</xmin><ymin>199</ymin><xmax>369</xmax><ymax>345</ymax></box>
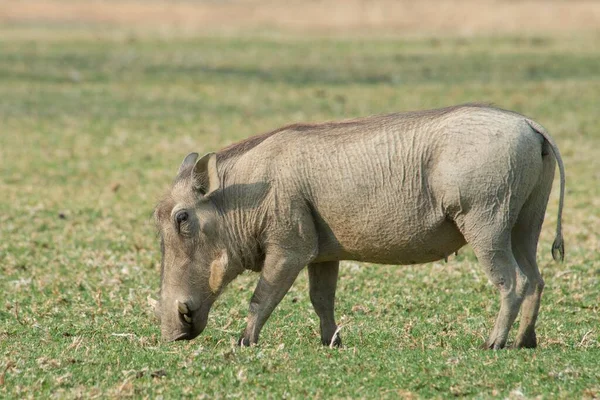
<box><xmin>216</xmin><ymin>118</ymin><xmax>370</xmax><ymax>162</ymax></box>
<box><xmin>217</xmin><ymin>129</ymin><xmax>281</xmax><ymax>162</ymax></box>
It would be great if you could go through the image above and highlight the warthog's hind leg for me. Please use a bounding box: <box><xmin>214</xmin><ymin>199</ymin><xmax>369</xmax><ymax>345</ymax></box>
<box><xmin>476</xmin><ymin>243</ymin><xmax>527</xmax><ymax>350</ymax></box>
<box><xmin>511</xmin><ymin>235</ymin><xmax>544</xmax><ymax>349</ymax></box>
<box><xmin>458</xmin><ymin>213</ymin><xmax>527</xmax><ymax>350</ymax></box>
<box><xmin>511</xmin><ymin>175</ymin><xmax>552</xmax><ymax>349</ymax></box>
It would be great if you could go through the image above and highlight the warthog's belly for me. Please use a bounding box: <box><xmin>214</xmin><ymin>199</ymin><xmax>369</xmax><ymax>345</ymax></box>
<box><xmin>314</xmin><ymin>219</ymin><xmax>467</xmax><ymax>265</ymax></box>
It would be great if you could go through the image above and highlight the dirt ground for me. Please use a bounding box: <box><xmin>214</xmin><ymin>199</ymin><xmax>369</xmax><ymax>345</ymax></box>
<box><xmin>2</xmin><ymin>0</ymin><xmax>600</xmax><ymax>36</ymax></box>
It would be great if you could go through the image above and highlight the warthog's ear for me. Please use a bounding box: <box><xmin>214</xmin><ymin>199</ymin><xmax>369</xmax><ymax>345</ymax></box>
<box><xmin>192</xmin><ymin>153</ymin><xmax>220</xmax><ymax>196</ymax></box>
<box><xmin>209</xmin><ymin>252</ymin><xmax>228</xmax><ymax>294</ymax></box>
<box><xmin>178</xmin><ymin>152</ymin><xmax>199</xmax><ymax>175</ymax></box>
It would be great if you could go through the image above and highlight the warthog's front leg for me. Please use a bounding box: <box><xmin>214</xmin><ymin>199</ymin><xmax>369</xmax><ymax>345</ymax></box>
<box><xmin>308</xmin><ymin>261</ymin><xmax>341</xmax><ymax>347</ymax></box>
<box><xmin>239</xmin><ymin>249</ymin><xmax>311</xmax><ymax>346</ymax></box>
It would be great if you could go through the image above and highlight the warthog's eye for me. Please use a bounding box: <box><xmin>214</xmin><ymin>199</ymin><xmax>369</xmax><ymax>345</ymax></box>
<box><xmin>176</xmin><ymin>210</ymin><xmax>188</xmax><ymax>224</ymax></box>
<box><xmin>175</xmin><ymin>210</ymin><xmax>188</xmax><ymax>233</ymax></box>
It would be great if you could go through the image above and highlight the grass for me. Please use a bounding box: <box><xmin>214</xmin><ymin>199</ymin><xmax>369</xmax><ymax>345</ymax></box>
<box><xmin>1</xmin><ymin>27</ymin><xmax>599</xmax><ymax>398</ymax></box>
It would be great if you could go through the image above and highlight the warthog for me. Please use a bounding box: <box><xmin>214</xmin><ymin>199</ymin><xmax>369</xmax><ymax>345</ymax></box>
<box><xmin>152</xmin><ymin>104</ymin><xmax>565</xmax><ymax>349</ymax></box>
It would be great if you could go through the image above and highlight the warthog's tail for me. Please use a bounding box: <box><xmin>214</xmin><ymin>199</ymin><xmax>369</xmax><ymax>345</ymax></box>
<box><xmin>526</xmin><ymin>119</ymin><xmax>565</xmax><ymax>262</ymax></box>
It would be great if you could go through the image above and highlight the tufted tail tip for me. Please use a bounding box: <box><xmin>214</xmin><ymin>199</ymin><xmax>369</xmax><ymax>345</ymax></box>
<box><xmin>552</xmin><ymin>236</ymin><xmax>565</xmax><ymax>262</ymax></box>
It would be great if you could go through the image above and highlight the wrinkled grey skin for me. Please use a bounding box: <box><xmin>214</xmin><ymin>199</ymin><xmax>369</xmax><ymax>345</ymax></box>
<box><xmin>153</xmin><ymin>104</ymin><xmax>565</xmax><ymax>349</ymax></box>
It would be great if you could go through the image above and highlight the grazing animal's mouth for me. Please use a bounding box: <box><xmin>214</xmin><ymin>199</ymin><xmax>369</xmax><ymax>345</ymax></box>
<box><xmin>169</xmin><ymin>324</ymin><xmax>203</xmax><ymax>341</ymax></box>
<box><xmin>170</xmin><ymin>331</ymin><xmax>198</xmax><ymax>341</ymax></box>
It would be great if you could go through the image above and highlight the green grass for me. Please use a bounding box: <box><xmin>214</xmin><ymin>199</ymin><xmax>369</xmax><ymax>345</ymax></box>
<box><xmin>1</xmin><ymin>29</ymin><xmax>599</xmax><ymax>398</ymax></box>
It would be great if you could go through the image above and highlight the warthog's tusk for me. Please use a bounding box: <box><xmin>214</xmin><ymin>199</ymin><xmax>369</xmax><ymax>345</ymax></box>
<box><xmin>177</xmin><ymin>300</ymin><xmax>189</xmax><ymax>315</ymax></box>
<box><xmin>177</xmin><ymin>300</ymin><xmax>193</xmax><ymax>323</ymax></box>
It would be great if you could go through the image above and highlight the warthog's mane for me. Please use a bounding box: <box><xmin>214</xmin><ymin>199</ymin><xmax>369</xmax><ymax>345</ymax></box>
<box><xmin>216</xmin><ymin>120</ymin><xmax>363</xmax><ymax>162</ymax></box>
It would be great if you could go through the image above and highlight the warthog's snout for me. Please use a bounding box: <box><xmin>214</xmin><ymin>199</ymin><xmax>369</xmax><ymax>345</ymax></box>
<box><xmin>162</xmin><ymin>299</ymin><xmax>209</xmax><ymax>342</ymax></box>
<box><xmin>170</xmin><ymin>330</ymin><xmax>200</xmax><ymax>341</ymax></box>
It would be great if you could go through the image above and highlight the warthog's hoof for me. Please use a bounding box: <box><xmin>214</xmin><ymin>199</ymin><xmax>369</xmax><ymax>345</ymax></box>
<box><xmin>481</xmin><ymin>340</ymin><xmax>507</xmax><ymax>350</ymax></box>
<box><xmin>322</xmin><ymin>334</ymin><xmax>342</xmax><ymax>348</ymax></box>
<box><xmin>238</xmin><ymin>337</ymin><xmax>252</xmax><ymax>347</ymax></box>
<box><xmin>514</xmin><ymin>332</ymin><xmax>537</xmax><ymax>349</ymax></box>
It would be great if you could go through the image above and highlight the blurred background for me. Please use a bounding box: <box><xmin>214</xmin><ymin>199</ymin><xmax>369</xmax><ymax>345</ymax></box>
<box><xmin>3</xmin><ymin>0</ymin><xmax>600</xmax><ymax>36</ymax></box>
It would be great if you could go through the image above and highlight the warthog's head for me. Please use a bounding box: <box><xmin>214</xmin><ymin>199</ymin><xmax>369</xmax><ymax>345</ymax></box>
<box><xmin>152</xmin><ymin>152</ymin><xmax>233</xmax><ymax>341</ymax></box>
